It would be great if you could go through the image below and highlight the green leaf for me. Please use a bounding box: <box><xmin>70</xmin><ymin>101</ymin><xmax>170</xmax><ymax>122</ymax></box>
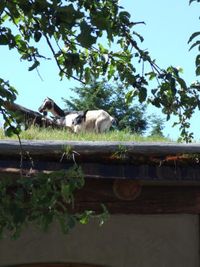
<box><xmin>92</xmin><ymin>12</ymin><xmax>110</xmax><ymax>31</ymax></box>
<box><xmin>28</xmin><ymin>60</ymin><xmax>40</xmax><ymax>71</ymax></box>
<box><xmin>98</xmin><ymin>204</ymin><xmax>109</xmax><ymax>226</ymax></box>
<box><xmin>132</xmin><ymin>30</ymin><xmax>144</xmax><ymax>42</ymax></box>
<box><xmin>189</xmin><ymin>40</ymin><xmax>200</xmax><ymax>51</ymax></box>
<box><xmin>125</xmin><ymin>90</ymin><xmax>134</xmax><ymax>104</ymax></box>
<box><xmin>188</xmin><ymin>32</ymin><xmax>200</xmax><ymax>43</ymax></box>
<box><xmin>56</xmin><ymin>4</ymin><xmax>83</xmax><ymax>25</ymax></box>
<box><xmin>14</xmin><ymin>34</ymin><xmax>22</xmax><ymax>43</ymax></box>
<box><xmin>196</xmin><ymin>65</ymin><xmax>200</xmax><ymax>76</ymax></box>
<box><xmin>138</xmin><ymin>87</ymin><xmax>147</xmax><ymax>103</ymax></box>
<box><xmin>77</xmin><ymin>32</ymin><xmax>96</xmax><ymax>48</ymax></box>
<box><xmin>61</xmin><ymin>184</ymin><xmax>71</xmax><ymax>201</ymax></box>
<box><xmin>77</xmin><ymin>21</ymin><xmax>97</xmax><ymax>48</ymax></box>
<box><xmin>79</xmin><ymin>210</ymin><xmax>94</xmax><ymax>225</ymax></box>
<box><xmin>119</xmin><ymin>11</ymin><xmax>131</xmax><ymax>24</ymax></box>
<box><xmin>146</xmin><ymin>71</ymin><xmax>156</xmax><ymax>81</ymax></box>
<box><xmin>195</xmin><ymin>54</ymin><xmax>200</xmax><ymax>67</ymax></box>
<box><xmin>151</xmin><ymin>97</ymin><xmax>161</xmax><ymax>108</ymax></box>
<box><xmin>0</xmin><ymin>35</ymin><xmax>9</xmax><ymax>45</ymax></box>
<box><xmin>19</xmin><ymin>1</ymin><xmax>32</xmax><ymax>14</ymax></box>
<box><xmin>58</xmin><ymin>214</ymin><xmax>76</xmax><ymax>234</ymax></box>
<box><xmin>98</xmin><ymin>43</ymin><xmax>108</xmax><ymax>54</ymax></box>
<box><xmin>84</xmin><ymin>67</ymin><xmax>91</xmax><ymax>83</ymax></box>
<box><xmin>4</xmin><ymin>126</ymin><xmax>16</xmax><ymax>137</ymax></box>
<box><xmin>0</xmin><ymin>1</ymin><xmax>5</xmax><ymax>13</ymax></box>
<box><xmin>108</xmin><ymin>64</ymin><xmax>115</xmax><ymax>80</ymax></box>
<box><xmin>189</xmin><ymin>0</ymin><xmax>200</xmax><ymax>4</ymax></box>
<box><xmin>177</xmin><ymin>77</ymin><xmax>187</xmax><ymax>90</ymax></box>
<box><xmin>34</xmin><ymin>31</ymin><xmax>42</xmax><ymax>42</ymax></box>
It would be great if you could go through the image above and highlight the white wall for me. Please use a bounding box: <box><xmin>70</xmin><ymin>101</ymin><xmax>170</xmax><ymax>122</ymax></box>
<box><xmin>0</xmin><ymin>215</ymin><xmax>199</xmax><ymax>267</ymax></box>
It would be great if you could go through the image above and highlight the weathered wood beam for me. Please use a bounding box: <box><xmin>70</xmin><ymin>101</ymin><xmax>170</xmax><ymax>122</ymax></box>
<box><xmin>2</xmin><ymin>140</ymin><xmax>200</xmax><ymax>156</ymax></box>
<box><xmin>76</xmin><ymin>179</ymin><xmax>200</xmax><ymax>214</ymax></box>
<box><xmin>3</xmin><ymin>101</ymin><xmax>63</xmax><ymax>128</ymax></box>
<box><xmin>1</xmin><ymin>140</ymin><xmax>200</xmax><ymax>169</ymax></box>
<box><xmin>1</xmin><ymin>161</ymin><xmax>200</xmax><ymax>183</ymax></box>
<box><xmin>1</xmin><ymin>141</ymin><xmax>200</xmax><ymax>182</ymax></box>
<box><xmin>1</xmin><ymin>172</ymin><xmax>199</xmax><ymax>214</ymax></box>
<box><xmin>3</xmin><ymin>101</ymin><xmax>42</xmax><ymax>118</ymax></box>
<box><xmin>73</xmin><ymin>179</ymin><xmax>200</xmax><ymax>214</ymax></box>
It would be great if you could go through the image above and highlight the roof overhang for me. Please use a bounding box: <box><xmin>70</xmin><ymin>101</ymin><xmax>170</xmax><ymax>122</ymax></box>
<box><xmin>1</xmin><ymin>140</ymin><xmax>200</xmax><ymax>214</ymax></box>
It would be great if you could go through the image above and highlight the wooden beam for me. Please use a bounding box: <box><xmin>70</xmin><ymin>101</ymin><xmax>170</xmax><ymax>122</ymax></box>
<box><xmin>72</xmin><ymin>179</ymin><xmax>200</xmax><ymax>214</ymax></box>
<box><xmin>3</xmin><ymin>102</ymin><xmax>63</xmax><ymax>128</ymax></box>
<box><xmin>1</xmin><ymin>140</ymin><xmax>200</xmax><ymax>157</ymax></box>
<box><xmin>1</xmin><ymin>151</ymin><xmax>200</xmax><ymax>182</ymax></box>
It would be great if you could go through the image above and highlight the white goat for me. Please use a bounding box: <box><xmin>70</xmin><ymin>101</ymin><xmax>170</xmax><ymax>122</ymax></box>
<box><xmin>72</xmin><ymin>109</ymin><xmax>116</xmax><ymax>133</ymax></box>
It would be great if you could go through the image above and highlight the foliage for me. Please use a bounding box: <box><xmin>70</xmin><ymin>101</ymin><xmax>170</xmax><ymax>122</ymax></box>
<box><xmin>0</xmin><ymin>0</ymin><xmax>148</xmax><ymax>86</ymax></box>
<box><xmin>63</xmin><ymin>80</ymin><xmax>151</xmax><ymax>134</ymax></box>
<box><xmin>147</xmin><ymin>67</ymin><xmax>200</xmax><ymax>142</ymax></box>
<box><xmin>0</xmin><ymin>79</ymin><xmax>21</xmax><ymax>136</ymax></box>
<box><xmin>0</xmin><ymin>167</ymin><xmax>108</xmax><ymax>239</ymax></box>
<box><xmin>0</xmin><ymin>0</ymin><xmax>145</xmax><ymax>136</ymax></box>
<box><xmin>188</xmin><ymin>0</ymin><xmax>200</xmax><ymax>77</ymax></box>
<box><xmin>0</xmin><ymin>0</ymin><xmax>199</xmax><ymax>141</ymax></box>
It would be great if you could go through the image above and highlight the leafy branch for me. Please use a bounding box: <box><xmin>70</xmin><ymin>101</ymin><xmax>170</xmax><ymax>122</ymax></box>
<box><xmin>0</xmin><ymin>166</ymin><xmax>109</xmax><ymax>239</ymax></box>
<box><xmin>1</xmin><ymin>0</ymin><xmax>200</xmax><ymax>140</ymax></box>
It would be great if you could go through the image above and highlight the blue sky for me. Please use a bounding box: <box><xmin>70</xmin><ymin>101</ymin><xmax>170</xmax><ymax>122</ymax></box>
<box><xmin>0</xmin><ymin>0</ymin><xmax>199</xmax><ymax>140</ymax></box>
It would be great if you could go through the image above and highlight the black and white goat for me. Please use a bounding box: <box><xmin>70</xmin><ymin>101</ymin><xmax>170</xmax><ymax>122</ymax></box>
<box><xmin>38</xmin><ymin>97</ymin><xmax>115</xmax><ymax>133</ymax></box>
<box><xmin>38</xmin><ymin>97</ymin><xmax>79</xmax><ymax>128</ymax></box>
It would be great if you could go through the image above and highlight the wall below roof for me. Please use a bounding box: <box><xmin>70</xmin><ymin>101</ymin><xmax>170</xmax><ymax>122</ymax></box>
<box><xmin>0</xmin><ymin>214</ymin><xmax>199</xmax><ymax>267</ymax></box>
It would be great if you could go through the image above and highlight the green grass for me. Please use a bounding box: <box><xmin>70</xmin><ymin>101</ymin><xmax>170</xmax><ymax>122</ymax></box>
<box><xmin>0</xmin><ymin>126</ymin><xmax>171</xmax><ymax>142</ymax></box>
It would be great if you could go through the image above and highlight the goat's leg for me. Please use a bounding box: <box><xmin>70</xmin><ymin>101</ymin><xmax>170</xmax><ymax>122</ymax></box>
<box><xmin>97</xmin><ymin>118</ymin><xmax>111</xmax><ymax>133</ymax></box>
<box><xmin>94</xmin><ymin>121</ymin><xmax>100</xmax><ymax>133</ymax></box>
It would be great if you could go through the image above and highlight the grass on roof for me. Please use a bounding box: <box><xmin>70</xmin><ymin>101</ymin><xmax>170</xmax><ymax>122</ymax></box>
<box><xmin>0</xmin><ymin>126</ymin><xmax>171</xmax><ymax>142</ymax></box>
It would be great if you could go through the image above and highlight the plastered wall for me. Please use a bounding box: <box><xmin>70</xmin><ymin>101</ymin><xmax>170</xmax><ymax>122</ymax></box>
<box><xmin>0</xmin><ymin>215</ymin><xmax>199</xmax><ymax>267</ymax></box>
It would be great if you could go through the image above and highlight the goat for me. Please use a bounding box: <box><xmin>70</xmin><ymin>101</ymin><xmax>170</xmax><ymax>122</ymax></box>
<box><xmin>72</xmin><ymin>109</ymin><xmax>116</xmax><ymax>133</ymax></box>
<box><xmin>38</xmin><ymin>97</ymin><xmax>79</xmax><ymax>128</ymax></box>
<box><xmin>38</xmin><ymin>97</ymin><xmax>66</xmax><ymax>117</ymax></box>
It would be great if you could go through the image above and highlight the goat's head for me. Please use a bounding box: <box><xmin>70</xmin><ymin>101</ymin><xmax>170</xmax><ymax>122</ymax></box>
<box><xmin>38</xmin><ymin>97</ymin><xmax>54</xmax><ymax>113</ymax></box>
<box><xmin>72</xmin><ymin>110</ymin><xmax>88</xmax><ymax>133</ymax></box>
<box><xmin>72</xmin><ymin>110</ymin><xmax>88</xmax><ymax>126</ymax></box>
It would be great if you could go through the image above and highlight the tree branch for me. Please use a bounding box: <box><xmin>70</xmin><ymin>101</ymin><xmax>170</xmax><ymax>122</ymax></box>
<box><xmin>44</xmin><ymin>34</ymin><xmax>85</xmax><ymax>84</ymax></box>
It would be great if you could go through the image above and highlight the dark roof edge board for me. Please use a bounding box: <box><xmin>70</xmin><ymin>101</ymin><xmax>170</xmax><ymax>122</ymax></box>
<box><xmin>1</xmin><ymin>140</ymin><xmax>200</xmax><ymax>184</ymax></box>
<box><xmin>1</xmin><ymin>140</ymin><xmax>200</xmax><ymax>156</ymax></box>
